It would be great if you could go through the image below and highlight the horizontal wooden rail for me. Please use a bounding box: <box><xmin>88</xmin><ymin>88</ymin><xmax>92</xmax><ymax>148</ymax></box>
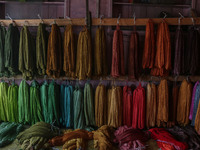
<box><xmin>0</xmin><ymin>75</ymin><xmax>199</xmax><ymax>82</ymax></box>
<box><xmin>0</xmin><ymin>18</ymin><xmax>199</xmax><ymax>26</ymax></box>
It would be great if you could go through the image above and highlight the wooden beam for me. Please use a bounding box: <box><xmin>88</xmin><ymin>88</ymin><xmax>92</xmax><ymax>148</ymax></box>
<box><xmin>0</xmin><ymin>17</ymin><xmax>200</xmax><ymax>26</ymax></box>
<box><xmin>0</xmin><ymin>75</ymin><xmax>199</xmax><ymax>82</ymax></box>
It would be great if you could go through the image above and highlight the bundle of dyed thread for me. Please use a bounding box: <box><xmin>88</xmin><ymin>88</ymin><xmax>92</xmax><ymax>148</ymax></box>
<box><xmin>149</xmin><ymin>128</ymin><xmax>188</xmax><ymax>150</ymax></box>
<box><xmin>18</xmin><ymin>80</ymin><xmax>30</xmax><ymax>124</ymax></box>
<box><xmin>111</xmin><ymin>25</ymin><xmax>125</xmax><ymax>77</ymax></box>
<box><xmin>142</xmin><ymin>19</ymin><xmax>155</xmax><ymax>69</ymax></box>
<box><xmin>157</xmin><ymin>79</ymin><xmax>169</xmax><ymax>127</ymax></box>
<box><xmin>63</xmin><ymin>24</ymin><xmax>75</xmax><ymax>77</ymax></box>
<box><xmin>4</xmin><ymin>23</ymin><xmax>20</xmax><ymax>76</ymax></box>
<box><xmin>128</xmin><ymin>29</ymin><xmax>139</xmax><ymax>79</ymax></box>
<box><xmin>0</xmin><ymin>82</ymin><xmax>8</xmax><ymax>122</ymax></box>
<box><xmin>114</xmin><ymin>126</ymin><xmax>149</xmax><ymax>149</ymax></box>
<box><xmin>30</xmin><ymin>80</ymin><xmax>44</xmax><ymax>125</ymax></box>
<box><xmin>7</xmin><ymin>83</ymin><xmax>19</xmax><ymax>123</ymax></box>
<box><xmin>151</xmin><ymin>21</ymin><xmax>171</xmax><ymax>76</ymax></box>
<box><xmin>176</xmin><ymin>79</ymin><xmax>192</xmax><ymax>126</ymax></box>
<box><xmin>60</xmin><ymin>84</ymin><xmax>74</xmax><ymax>128</ymax></box>
<box><xmin>167</xmin><ymin>125</ymin><xmax>200</xmax><ymax>149</ymax></box>
<box><xmin>46</xmin><ymin>23</ymin><xmax>62</xmax><ymax>78</ymax></box>
<box><xmin>93</xmin><ymin>125</ymin><xmax>116</xmax><ymax>150</ymax></box>
<box><xmin>36</xmin><ymin>23</ymin><xmax>48</xmax><ymax>76</ymax></box>
<box><xmin>95</xmin><ymin>84</ymin><xmax>107</xmax><ymax>127</ymax></box>
<box><xmin>191</xmin><ymin>81</ymin><xmax>200</xmax><ymax>126</ymax></box>
<box><xmin>185</xmin><ymin>26</ymin><xmax>200</xmax><ymax>75</ymax></box>
<box><xmin>0</xmin><ymin>25</ymin><xmax>7</xmax><ymax>77</ymax></box>
<box><xmin>173</xmin><ymin>25</ymin><xmax>185</xmax><ymax>75</ymax></box>
<box><xmin>123</xmin><ymin>86</ymin><xmax>132</xmax><ymax>127</ymax></box>
<box><xmin>73</xmin><ymin>86</ymin><xmax>85</xmax><ymax>129</ymax></box>
<box><xmin>146</xmin><ymin>83</ymin><xmax>157</xmax><ymax>128</ymax></box>
<box><xmin>94</xmin><ymin>27</ymin><xmax>107</xmax><ymax>76</ymax></box>
<box><xmin>84</xmin><ymin>82</ymin><xmax>95</xmax><ymax>127</ymax></box>
<box><xmin>132</xmin><ymin>83</ymin><xmax>145</xmax><ymax>129</ymax></box>
<box><xmin>17</xmin><ymin>122</ymin><xmax>60</xmax><ymax>150</ymax></box>
<box><xmin>107</xmin><ymin>86</ymin><xmax>123</xmax><ymax>128</ymax></box>
<box><xmin>0</xmin><ymin>122</ymin><xmax>23</xmax><ymax>147</ymax></box>
<box><xmin>76</xmin><ymin>28</ymin><xmax>92</xmax><ymax>80</ymax></box>
<box><xmin>18</xmin><ymin>25</ymin><xmax>35</xmax><ymax>80</ymax></box>
<box><xmin>48</xmin><ymin>129</ymin><xmax>93</xmax><ymax>148</ymax></box>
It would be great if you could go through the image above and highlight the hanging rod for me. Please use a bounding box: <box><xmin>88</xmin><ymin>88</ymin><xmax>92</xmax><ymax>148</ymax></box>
<box><xmin>0</xmin><ymin>75</ymin><xmax>199</xmax><ymax>82</ymax></box>
<box><xmin>0</xmin><ymin>18</ymin><xmax>199</xmax><ymax>26</ymax></box>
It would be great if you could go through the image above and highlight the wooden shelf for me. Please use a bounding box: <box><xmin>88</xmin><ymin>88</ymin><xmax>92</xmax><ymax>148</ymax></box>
<box><xmin>113</xmin><ymin>2</ymin><xmax>191</xmax><ymax>8</ymax></box>
<box><xmin>0</xmin><ymin>17</ymin><xmax>199</xmax><ymax>26</ymax></box>
<box><xmin>1</xmin><ymin>75</ymin><xmax>200</xmax><ymax>82</ymax></box>
<box><xmin>0</xmin><ymin>1</ymin><xmax>64</xmax><ymax>5</ymax></box>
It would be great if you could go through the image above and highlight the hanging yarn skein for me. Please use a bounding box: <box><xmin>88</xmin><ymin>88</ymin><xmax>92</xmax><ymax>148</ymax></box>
<box><xmin>8</xmin><ymin>83</ymin><xmax>19</xmax><ymax>123</ymax></box>
<box><xmin>189</xmin><ymin>81</ymin><xmax>199</xmax><ymax>120</ymax></box>
<box><xmin>73</xmin><ymin>86</ymin><xmax>85</xmax><ymax>129</ymax></box>
<box><xmin>4</xmin><ymin>23</ymin><xmax>20</xmax><ymax>76</ymax></box>
<box><xmin>18</xmin><ymin>80</ymin><xmax>30</xmax><ymax>124</ymax></box>
<box><xmin>63</xmin><ymin>24</ymin><xmax>75</xmax><ymax>77</ymax></box>
<box><xmin>123</xmin><ymin>86</ymin><xmax>132</xmax><ymax>127</ymax></box>
<box><xmin>191</xmin><ymin>82</ymin><xmax>200</xmax><ymax>126</ymax></box>
<box><xmin>0</xmin><ymin>82</ymin><xmax>8</xmax><ymax>122</ymax></box>
<box><xmin>108</xmin><ymin>86</ymin><xmax>123</xmax><ymax>128</ymax></box>
<box><xmin>76</xmin><ymin>27</ymin><xmax>92</xmax><ymax>80</ymax></box>
<box><xmin>177</xmin><ymin>79</ymin><xmax>192</xmax><ymax>126</ymax></box>
<box><xmin>47</xmin><ymin>80</ymin><xmax>60</xmax><ymax>125</ymax></box>
<box><xmin>195</xmin><ymin>98</ymin><xmax>200</xmax><ymax>134</ymax></box>
<box><xmin>65</xmin><ymin>85</ymin><xmax>74</xmax><ymax>128</ymax></box>
<box><xmin>128</xmin><ymin>29</ymin><xmax>139</xmax><ymax>79</ymax></box>
<box><xmin>111</xmin><ymin>25</ymin><xmax>125</xmax><ymax>77</ymax></box>
<box><xmin>142</xmin><ymin>19</ymin><xmax>155</xmax><ymax>69</ymax></box>
<box><xmin>173</xmin><ymin>25</ymin><xmax>185</xmax><ymax>75</ymax></box>
<box><xmin>157</xmin><ymin>79</ymin><xmax>169</xmax><ymax>127</ymax></box>
<box><xmin>40</xmin><ymin>81</ymin><xmax>48</xmax><ymax>123</ymax></box>
<box><xmin>84</xmin><ymin>82</ymin><xmax>95</xmax><ymax>126</ymax></box>
<box><xmin>0</xmin><ymin>25</ymin><xmax>6</xmax><ymax>77</ymax></box>
<box><xmin>30</xmin><ymin>80</ymin><xmax>44</xmax><ymax>125</ymax></box>
<box><xmin>132</xmin><ymin>83</ymin><xmax>145</xmax><ymax>129</ymax></box>
<box><xmin>60</xmin><ymin>84</ymin><xmax>74</xmax><ymax>128</ymax></box>
<box><xmin>36</xmin><ymin>23</ymin><xmax>48</xmax><ymax>76</ymax></box>
<box><xmin>94</xmin><ymin>27</ymin><xmax>108</xmax><ymax>76</ymax></box>
<box><xmin>19</xmin><ymin>25</ymin><xmax>35</xmax><ymax>80</ymax></box>
<box><xmin>95</xmin><ymin>84</ymin><xmax>107</xmax><ymax>127</ymax></box>
<box><xmin>46</xmin><ymin>23</ymin><xmax>62</xmax><ymax>78</ymax></box>
<box><xmin>170</xmin><ymin>84</ymin><xmax>179</xmax><ymax>126</ymax></box>
<box><xmin>151</xmin><ymin>21</ymin><xmax>171</xmax><ymax>76</ymax></box>
<box><xmin>186</xmin><ymin>26</ymin><xmax>200</xmax><ymax>75</ymax></box>
<box><xmin>146</xmin><ymin>83</ymin><xmax>157</xmax><ymax>128</ymax></box>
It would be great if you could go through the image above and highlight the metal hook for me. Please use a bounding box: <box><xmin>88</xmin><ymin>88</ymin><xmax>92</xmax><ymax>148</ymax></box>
<box><xmin>38</xmin><ymin>14</ymin><xmax>44</xmax><ymax>24</ymax></box>
<box><xmin>178</xmin><ymin>12</ymin><xmax>184</xmax><ymax>25</ymax></box>
<box><xmin>133</xmin><ymin>12</ymin><xmax>136</xmax><ymax>25</ymax></box>
<box><xmin>6</xmin><ymin>13</ymin><xmax>13</xmax><ymax>21</ymax></box>
<box><xmin>100</xmin><ymin>15</ymin><xmax>104</xmax><ymax>25</ymax></box>
<box><xmin>0</xmin><ymin>21</ymin><xmax>4</xmax><ymax>27</ymax></box>
<box><xmin>191</xmin><ymin>18</ymin><xmax>195</xmax><ymax>26</ymax></box>
<box><xmin>66</xmin><ymin>16</ymin><xmax>72</xmax><ymax>25</ymax></box>
<box><xmin>186</xmin><ymin>76</ymin><xmax>190</xmax><ymax>82</ymax></box>
<box><xmin>163</xmin><ymin>12</ymin><xmax>167</xmax><ymax>19</ymax></box>
<box><xmin>24</xmin><ymin>20</ymin><xmax>29</xmax><ymax>26</ymax></box>
<box><xmin>6</xmin><ymin>13</ymin><xmax>15</xmax><ymax>26</ymax></box>
<box><xmin>117</xmin><ymin>14</ymin><xmax>121</xmax><ymax>25</ymax></box>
